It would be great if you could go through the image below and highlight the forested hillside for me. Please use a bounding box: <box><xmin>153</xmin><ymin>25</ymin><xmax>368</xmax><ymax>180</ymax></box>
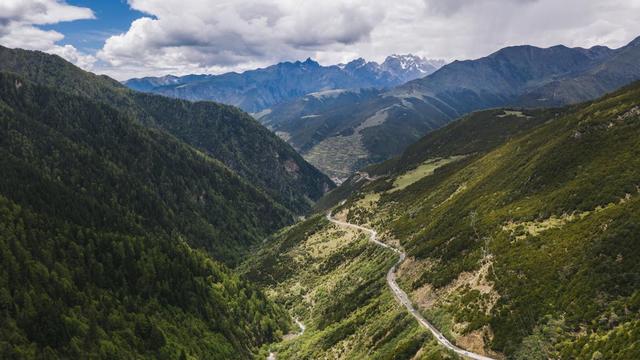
<box><xmin>0</xmin><ymin>45</ymin><xmax>333</xmax><ymax>215</ymax></box>
<box><xmin>131</xmin><ymin>92</ymin><xmax>332</xmax><ymax>213</ymax></box>
<box><xmin>0</xmin><ymin>72</ymin><xmax>291</xmax><ymax>358</ymax></box>
<box><xmin>253</xmin><ymin>82</ymin><xmax>640</xmax><ymax>359</ymax></box>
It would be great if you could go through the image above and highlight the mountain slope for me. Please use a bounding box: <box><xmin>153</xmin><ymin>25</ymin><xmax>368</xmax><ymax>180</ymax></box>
<box><xmin>130</xmin><ymin>92</ymin><xmax>333</xmax><ymax>213</ymax></box>
<box><xmin>0</xmin><ymin>72</ymin><xmax>292</xmax><ymax>263</ymax></box>
<box><xmin>0</xmin><ymin>72</ymin><xmax>290</xmax><ymax>358</ymax></box>
<box><xmin>403</xmin><ymin>43</ymin><xmax>614</xmax><ymax>110</ymax></box>
<box><xmin>261</xmin><ymin>37</ymin><xmax>640</xmax><ymax>180</ymax></box>
<box><xmin>242</xmin><ymin>214</ymin><xmax>456</xmax><ymax>359</ymax></box>
<box><xmin>314</xmin><ymin>107</ymin><xmax>560</xmax><ymax>211</ymax></box>
<box><xmin>125</xmin><ymin>55</ymin><xmax>444</xmax><ymax>113</ymax></box>
<box><xmin>258</xmin><ymin>87</ymin><xmax>454</xmax><ymax>181</ymax></box>
<box><xmin>288</xmin><ymin>81</ymin><xmax>640</xmax><ymax>358</ymax></box>
<box><xmin>520</xmin><ymin>36</ymin><xmax>640</xmax><ymax>105</ymax></box>
<box><xmin>0</xmin><ymin>45</ymin><xmax>333</xmax><ymax>214</ymax></box>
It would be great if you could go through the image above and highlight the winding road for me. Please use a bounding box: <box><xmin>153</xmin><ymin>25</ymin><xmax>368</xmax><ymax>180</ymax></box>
<box><xmin>267</xmin><ymin>318</ymin><xmax>305</xmax><ymax>360</ymax></box>
<box><xmin>326</xmin><ymin>213</ymin><xmax>495</xmax><ymax>360</ymax></box>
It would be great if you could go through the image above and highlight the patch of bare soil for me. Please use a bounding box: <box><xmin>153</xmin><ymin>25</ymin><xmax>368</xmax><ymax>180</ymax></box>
<box><xmin>403</xmin><ymin>257</ymin><xmax>501</xmax><ymax>356</ymax></box>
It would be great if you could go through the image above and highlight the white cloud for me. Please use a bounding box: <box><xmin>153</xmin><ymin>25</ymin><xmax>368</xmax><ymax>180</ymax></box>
<box><xmin>94</xmin><ymin>0</ymin><xmax>640</xmax><ymax>80</ymax></box>
<box><xmin>0</xmin><ymin>0</ymin><xmax>96</xmax><ymax>69</ymax></box>
<box><xmin>3</xmin><ymin>0</ymin><xmax>640</xmax><ymax>80</ymax></box>
<box><xmin>97</xmin><ymin>0</ymin><xmax>384</xmax><ymax>78</ymax></box>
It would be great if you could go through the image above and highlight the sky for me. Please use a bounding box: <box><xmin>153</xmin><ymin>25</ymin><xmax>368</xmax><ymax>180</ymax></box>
<box><xmin>1</xmin><ymin>0</ymin><xmax>640</xmax><ymax>80</ymax></box>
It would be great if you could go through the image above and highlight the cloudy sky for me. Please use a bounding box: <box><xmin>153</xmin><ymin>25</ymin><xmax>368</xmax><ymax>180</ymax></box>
<box><xmin>2</xmin><ymin>0</ymin><xmax>640</xmax><ymax>80</ymax></box>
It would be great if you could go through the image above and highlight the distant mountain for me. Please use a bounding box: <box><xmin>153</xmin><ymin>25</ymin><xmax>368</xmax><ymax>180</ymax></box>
<box><xmin>0</xmin><ymin>45</ymin><xmax>334</xmax><ymax>215</ymax></box>
<box><xmin>260</xmin><ymin>36</ymin><xmax>640</xmax><ymax>180</ymax></box>
<box><xmin>380</xmin><ymin>54</ymin><xmax>447</xmax><ymax>83</ymax></box>
<box><xmin>124</xmin><ymin>74</ymin><xmax>184</xmax><ymax>91</ymax></box>
<box><xmin>124</xmin><ymin>55</ymin><xmax>446</xmax><ymax>112</ymax></box>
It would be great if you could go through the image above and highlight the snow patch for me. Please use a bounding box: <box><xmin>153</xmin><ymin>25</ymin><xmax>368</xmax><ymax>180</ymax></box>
<box><xmin>252</xmin><ymin>108</ymin><xmax>271</xmax><ymax>120</ymax></box>
<box><xmin>308</xmin><ymin>89</ymin><xmax>349</xmax><ymax>100</ymax></box>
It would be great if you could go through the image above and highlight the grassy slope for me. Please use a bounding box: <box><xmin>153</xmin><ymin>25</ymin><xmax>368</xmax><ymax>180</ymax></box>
<box><xmin>328</xmin><ymin>82</ymin><xmax>640</xmax><ymax>358</ymax></box>
<box><xmin>242</xmin><ymin>215</ymin><xmax>456</xmax><ymax>359</ymax></box>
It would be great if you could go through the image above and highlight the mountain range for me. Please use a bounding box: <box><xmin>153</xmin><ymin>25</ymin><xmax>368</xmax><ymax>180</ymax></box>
<box><xmin>124</xmin><ymin>55</ymin><xmax>445</xmax><ymax>113</ymax></box>
<box><xmin>259</xmin><ymin>36</ymin><xmax>640</xmax><ymax>181</ymax></box>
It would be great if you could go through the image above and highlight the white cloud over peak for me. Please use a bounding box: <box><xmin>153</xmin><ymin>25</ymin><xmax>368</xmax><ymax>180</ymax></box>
<box><xmin>94</xmin><ymin>0</ymin><xmax>640</xmax><ymax>80</ymax></box>
<box><xmin>2</xmin><ymin>0</ymin><xmax>640</xmax><ymax>80</ymax></box>
<box><xmin>0</xmin><ymin>0</ymin><xmax>96</xmax><ymax>69</ymax></box>
<box><xmin>97</xmin><ymin>0</ymin><xmax>384</xmax><ymax>77</ymax></box>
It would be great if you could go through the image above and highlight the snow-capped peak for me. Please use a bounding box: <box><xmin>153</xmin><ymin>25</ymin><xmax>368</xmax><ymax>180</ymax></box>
<box><xmin>380</xmin><ymin>54</ymin><xmax>447</xmax><ymax>82</ymax></box>
<box><xmin>386</xmin><ymin>54</ymin><xmax>424</xmax><ymax>70</ymax></box>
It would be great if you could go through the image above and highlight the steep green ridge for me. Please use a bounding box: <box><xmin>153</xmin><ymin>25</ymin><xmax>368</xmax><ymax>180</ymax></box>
<box><xmin>131</xmin><ymin>92</ymin><xmax>332</xmax><ymax>213</ymax></box>
<box><xmin>0</xmin><ymin>72</ymin><xmax>292</xmax><ymax>357</ymax></box>
<box><xmin>0</xmin><ymin>46</ymin><xmax>333</xmax><ymax>214</ymax></box>
<box><xmin>320</xmin><ymin>81</ymin><xmax>640</xmax><ymax>358</ymax></box>
<box><xmin>242</xmin><ymin>215</ymin><xmax>455</xmax><ymax>359</ymax></box>
<box><xmin>0</xmin><ymin>73</ymin><xmax>289</xmax><ymax>264</ymax></box>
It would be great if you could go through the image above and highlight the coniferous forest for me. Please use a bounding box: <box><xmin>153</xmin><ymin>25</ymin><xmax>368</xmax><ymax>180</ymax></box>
<box><xmin>0</xmin><ymin>69</ymin><xmax>292</xmax><ymax>358</ymax></box>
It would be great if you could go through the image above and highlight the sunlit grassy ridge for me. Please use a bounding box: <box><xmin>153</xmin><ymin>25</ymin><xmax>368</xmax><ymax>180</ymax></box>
<box><xmin>390</xmin><ymin>156</ymin><xmax>467</xmax><ymax>192</ymax></box>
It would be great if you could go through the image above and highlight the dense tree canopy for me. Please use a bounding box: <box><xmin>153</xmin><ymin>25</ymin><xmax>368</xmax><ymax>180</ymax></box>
<box><xmin>0</xmin><ymin>72</ymin><xmax>291</xmax><ymax>358</ymax></box>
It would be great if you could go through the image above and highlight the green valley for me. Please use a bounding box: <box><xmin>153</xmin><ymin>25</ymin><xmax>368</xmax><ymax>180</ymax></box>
<box><xmin>243</xmin><ymin>214</ymin><xmax>457</xmax><ymax>359</ymax></box>
<box><xmin>249</xmin><ymin>82</ymin><xmax>640</xmax><ymax>359</ymax></box>
<box><xmin>2</xmin><ymin>6</ymin><xmax>640</xmax><ymax>359</ymax></box>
